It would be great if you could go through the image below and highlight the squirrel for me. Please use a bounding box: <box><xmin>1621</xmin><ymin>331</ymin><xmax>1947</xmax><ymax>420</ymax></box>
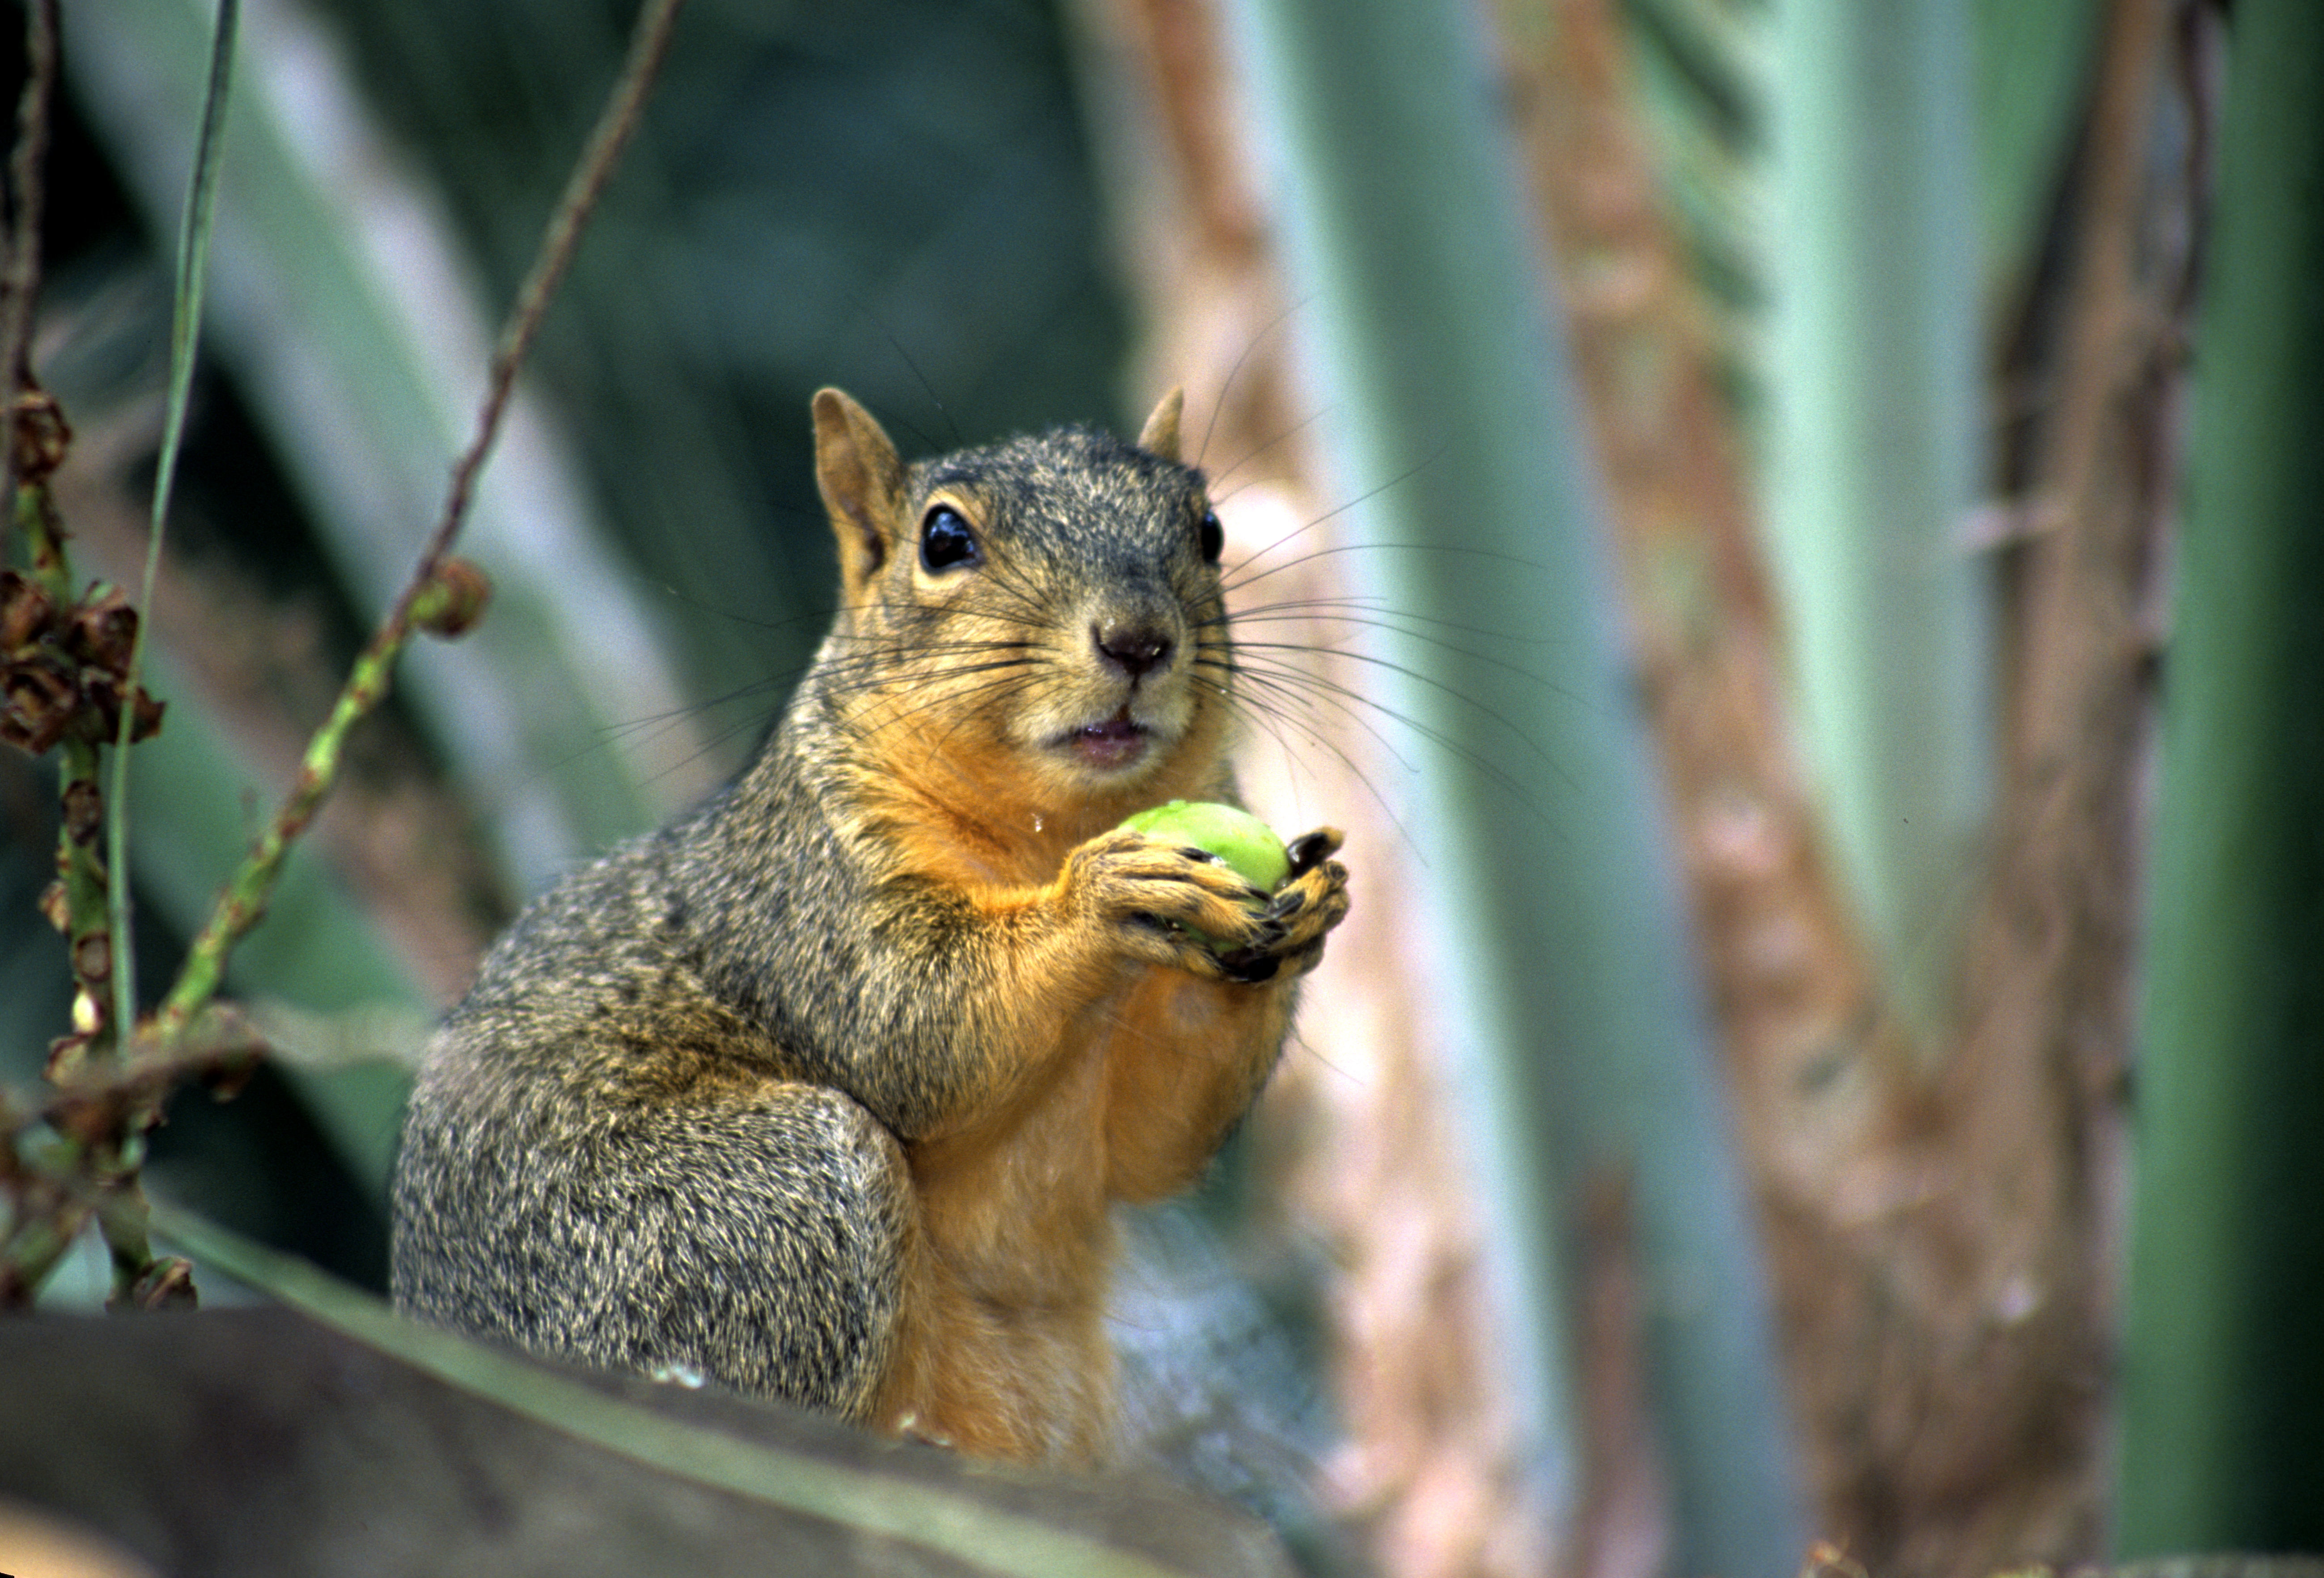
<box><xmin>390</xmin><ymin>386</ymin><xmax>1350</xmax><ymax>1465</ymax></box>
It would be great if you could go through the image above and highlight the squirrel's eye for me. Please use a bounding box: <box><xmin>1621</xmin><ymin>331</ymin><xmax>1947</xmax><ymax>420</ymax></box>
<box><xmin>1197</xmin><ymin>508</ymin><xmax>1224</xmax><ymax>564</ymax></box>
<box><xmin>920</xmin><ymin>505</ymin><xmax>980</xmax><ymax>572</ymax></box>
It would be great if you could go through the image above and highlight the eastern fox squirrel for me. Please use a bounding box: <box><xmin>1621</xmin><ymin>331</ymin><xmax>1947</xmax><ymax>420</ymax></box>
<box><xmin>391</xmin><ymin>387</ymin><xmax>1350</xmax><ymax>1464</ymax></box>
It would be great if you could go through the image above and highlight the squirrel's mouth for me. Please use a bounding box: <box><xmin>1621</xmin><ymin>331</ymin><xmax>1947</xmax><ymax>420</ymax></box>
<box><xmin>1058</xmin><ymin>711</ymin><xmax>1151</xmax><ymax>771</ymax></box>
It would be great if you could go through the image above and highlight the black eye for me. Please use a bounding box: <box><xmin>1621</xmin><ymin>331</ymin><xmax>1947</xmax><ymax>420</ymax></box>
<box><xmin>1197</xmin><ymin>508</ymin><xmax>1223</xmax><ymax>564</ymax></box>
<box><xmin>920</xmin><ymin>504</ymin><xmax>980</xmax><ymax>572</ymax></box>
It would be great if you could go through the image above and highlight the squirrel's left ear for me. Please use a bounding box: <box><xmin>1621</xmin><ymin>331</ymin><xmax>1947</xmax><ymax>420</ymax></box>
<box><xmin>813</xmin><ymin>387</ymin><xmax>905</xmax><ymax>596</ymax></box>
<box><xmin>1137</xmin><ymin>387</ymin><xmax>1185</xmax><ymax>463</ymax></box>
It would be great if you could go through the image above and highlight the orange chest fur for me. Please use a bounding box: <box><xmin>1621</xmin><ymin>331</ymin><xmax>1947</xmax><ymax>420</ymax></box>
<box><xmin>876</xmin><ymin>957</ymin><xmax>1285</xmax><ymax>1462</ymax></box>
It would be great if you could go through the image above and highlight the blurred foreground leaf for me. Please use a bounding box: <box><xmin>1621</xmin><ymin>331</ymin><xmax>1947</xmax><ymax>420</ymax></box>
<box><xmin>2118</xmin><ymin>0</ymin><xmax>2324</xmax><ymax>1547</ymax></box>
<box><xmin>1765</xmin><ymin>0</ymin><xmax>1993</xmax><ymax>1045</ymax></box>
<box><xmin>1230</xmin><ymin>0</ymin><xmax>1807</xmax><ymax>1566</ymax></box>
<box><xmin>97</xmin><ymin>1203</ymin><xmax>1293</xmax><ymax>1578</ymax></box>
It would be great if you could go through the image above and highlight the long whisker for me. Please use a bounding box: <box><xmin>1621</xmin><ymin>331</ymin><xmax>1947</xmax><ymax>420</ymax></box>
<box><xmin>1208</xmin><ymin>642</ymin><xmax>1569</xmax><ymax>812</ymax></box>
<box><xmin>1195</xmin><ymin>662</ymin><xmax>1429</xmax><ymax>852</ymax></box>
<box><xmin>1212</xmin><ymin>657</ymin><xmax>1423</xmax><ymax>781</ymax></box>
<box><xmin>1207</xmin><ymin>402</ymin><xmax>1332</xmax><ymax>492</ymax></box>
<box><xmin>1196</xmin><ymin>294</ymin><xmax>1309</xmax><ymax>468</ymax></box>
<box><xmin>1226</xmin><ymin>616</ymin><xmax>1579</xmax><ymax>710</ymax></box>
<box><xmin>1213</xmin><ymin>446</ymin><xmax>1449</xmax><ymax>583</ymax></box>
<box><xmin>1220</xmin><ymin>593</ymin><xmax>1558</xmax><ymax>650</ymax></box>
<box><xmin>1220</xmin><ymin>537</ymin><xmax>1552</xmax><ymax>600</ymax></box>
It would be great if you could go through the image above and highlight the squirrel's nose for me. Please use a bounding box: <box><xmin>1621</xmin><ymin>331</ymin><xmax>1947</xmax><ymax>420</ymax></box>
<box><xmin>1093</xmin><ymin>619</ymin><xmax>1174</xmax><ymax>679</ymax></box>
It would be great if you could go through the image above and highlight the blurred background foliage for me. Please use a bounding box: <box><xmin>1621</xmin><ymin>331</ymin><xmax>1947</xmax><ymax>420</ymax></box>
<box><xmin>6</xmin><ymin>0</ymin><xmax>1133</xmax><ymax>1284</ymax></box>
<box><xmin>305</xmin><ymin>0</ymin><xmax>1132</xmax><ymax>699</ymax></box>
<box><xmin>6</xmin><ymin>0</ymin><xmax>2320</xmax><ymax>1572</ymax></box>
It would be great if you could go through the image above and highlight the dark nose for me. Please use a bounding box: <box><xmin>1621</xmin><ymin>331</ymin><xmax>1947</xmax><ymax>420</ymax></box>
<box><xmin>1093</xmin><ymin>619</ymin><xmax>1173</xmax><ymax>679</ymax></box>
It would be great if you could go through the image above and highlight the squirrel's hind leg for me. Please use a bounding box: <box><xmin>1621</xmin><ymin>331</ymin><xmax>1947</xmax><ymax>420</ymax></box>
<box><xmin>398</xmin><ymin>1076</ymin><xmax>914</xmax><ymax>1423</ymax></box>
<box><xmin>589</xmin><ymin>1082</ymin><xmax>915</xmax><ymax>1418</ymax></box>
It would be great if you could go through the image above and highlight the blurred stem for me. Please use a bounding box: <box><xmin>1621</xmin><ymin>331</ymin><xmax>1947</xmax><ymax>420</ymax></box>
<box><xmin>2117</xmin><ymin>0</ymin><xmax>2324</xmax><ymax>1547</ymax></box>
<box><xmin>0</xmin><ymin>1215</ymin><xmax>72</xmax><ymax>1303</ymax></box>
<box><xmin>1767</xmin><ymin>0</ymin><xmax>1991</xmax><ymax>1049</ymax></box>
<box><xmin>94</xmin><ymin>1176</ymin><xmax>155</xmax><ymax>1301</ymax></box>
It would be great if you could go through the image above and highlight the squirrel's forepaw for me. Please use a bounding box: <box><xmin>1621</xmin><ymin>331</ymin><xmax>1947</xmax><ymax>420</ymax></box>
<box><xmin>1215</xmin><ymin>828</ymin><xmax>1349</xmax><ymax>984</ymax></box>
<box><xmin>1066</xmin><ymin>827</ymin><xmax>1275</xmax><ymax>978</ymax></box>
<box><xmin>1064</xmin><ymin>825</ymin><xmax>1350</xmax><ymax>984</ymax></box>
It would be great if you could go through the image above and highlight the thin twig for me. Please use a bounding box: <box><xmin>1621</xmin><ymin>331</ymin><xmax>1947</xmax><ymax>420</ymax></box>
<box><xmin>0</xmin><ymin>997</ymin><xmax>260</xmax><ymax>1310</ymax></box>
<box><xmin>438</xmin><ymin>0</ymin><xmax>687</xmax><ymax>572</ymax></box>
<box><xmin>34</xmin><ymin>1005</ymin><xmax>266</xmax><ymax>1140</ymax></box>
<box><xmin>154</xmin><ymin>0</ymin><xmax>689</xmax><ymax>1040</ymax></box>
<box><xmin>0</xmin><ymin>0</ymin><xmax>58</xmax><ymax>552</ymax></box>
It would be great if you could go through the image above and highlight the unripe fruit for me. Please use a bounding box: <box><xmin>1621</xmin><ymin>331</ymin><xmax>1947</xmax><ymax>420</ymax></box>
<box><xmin>1120</xmin><ymin>799</ymin><xmax>1289</xmax><ymax>892</ymax></box>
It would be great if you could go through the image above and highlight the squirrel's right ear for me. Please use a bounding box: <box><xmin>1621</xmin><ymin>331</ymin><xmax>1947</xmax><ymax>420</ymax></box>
<box><xmin>812</xmin><ymin>388</ymin><xmax>906</xmax><ymax>594</ymax></box>
<box><xmin>1137</xmin><ymin>387</ymin><xmax>1185</xmax><ymax>464</ymax></box>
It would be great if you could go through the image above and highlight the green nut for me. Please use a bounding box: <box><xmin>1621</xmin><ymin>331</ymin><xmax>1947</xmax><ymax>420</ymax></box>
<box><xmin>1120</xmin><ymin>799</ymin><xmax>1290</xmax><ymax>892</ymax></box>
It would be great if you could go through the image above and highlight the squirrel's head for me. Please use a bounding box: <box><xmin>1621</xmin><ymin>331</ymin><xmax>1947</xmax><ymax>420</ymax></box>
<box><xmin>810</xmin><ymin>386</ymin><xmax>1233</xmax><ymax>803</ymax></box>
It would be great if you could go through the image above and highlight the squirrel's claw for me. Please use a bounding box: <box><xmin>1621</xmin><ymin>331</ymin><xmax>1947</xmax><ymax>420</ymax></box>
<box><xmin>1283</xmin><ymin>826</ymin><xmax>1344</xmax><ymax>879</ymax></box>
<box><xmin>1211</xmin><ymin>947</ymin><xmax>1282</xmax><ymax>984</ymax></box>
<box><xmin>1205</xmin><ymin>837</ymin><xmax>1349</xmax><ymax>984</ymax></box>
<box><xmin>1265</xmin><ymin>827</ymin><xmax>1349</xmax><ymax>967</ymax></box>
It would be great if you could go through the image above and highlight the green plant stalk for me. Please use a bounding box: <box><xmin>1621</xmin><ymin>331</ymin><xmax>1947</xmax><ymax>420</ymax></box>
<box><xmin>155</xmin><ymin>617</ymin><xmax>414</xmax><ymax>1040</ymax></box>
<box><xmin>0</xmin><ymin>0</ymin><xmax>231</xmax><ymax>1307</ymax></box>
<box><xmin>17</xmin><ymin>446</ymin><xmax>180</xmax><ymax>1312</ymax></box>
<box><xmin>32</xmin><ymin>718</ymin><xmax>175</xmax><ymax>1308</ymax></box>
<box><xmin>53</xmin><ymin>736</ymin><xmax>108</xmax><ymax>1027</ymax></box>
<box><xmin>15</xmin><ymin>486</ymin><xmax>111</xmax><ymax>1044</ymax></box>
<box><xmin>2</xmin><ymin>1137</ymin><xmax>174</xmax><ymax>1309</ymax></box>
<box><xmin>0</xmin><ymin>1213</ymin><xmax>72</xmax><ymax>1303</ymax></box>
<box><xmin>116</xmin><ymin>647</ymin><xmax>421</xmax><ymax>1196</ymax></box>
<box><xmin>0</xmin><ymin>487</ymin><xmax>116</xmax><ymax>1305</ymax></box>
<box><xmin>1766</xmin><ymin>0</ymin><xmax>1991</xmax><ymax>1048</ymax></box>
<box><xmin>1230</xmin><ymin>0</ymin><xmax>1806</xmax><ymax>1566</ymax></box>
<box><xmin>0</xmin><ymin>1111</ymin><xmax>81</xmax><ymax>1304</ymax></box>
<box><xmin>107</xmin><ymin>0</ymin><xmax>239</xmax><ymax>1060</ymax></box>
<box><xmin>2116</xmin><ymin>0</ymin><xmax>2324</xmax><ymax>1547</ymax></box>
<box><xmin>3</xmin><ymin>1000</ymin><xmax>263</xmax><ymax>1303</ymax></box>
<box><xmin>92</xmin><ymin>1174</ymin><xmax>166</xmax><ymax>1305</ymax></box>
<box><xmin>120</xmin><ymin>651</ymin><xmax>422</xmax><ymax>1197</ymax></box>
<box><xmin>153</xmin><ymin>1202</ymin><xmax>1220</xmax><ymax>1578</ymax></box>
<box><xmin>0</xmin><ymin>1112</ymin><xmax>141</xmax><ymax>1310</ymax></box>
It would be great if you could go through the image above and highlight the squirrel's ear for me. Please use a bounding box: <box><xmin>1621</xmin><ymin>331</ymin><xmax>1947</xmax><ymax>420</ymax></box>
<box><xmin>1137</xmin><ymin>387</ymin><xmax>1185</xmax><ymax>463</ymax></box>
<box><xmin>812</xmin><ymin>387</ymin><xmax>905</xmax><ymax>593</ymax></box>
